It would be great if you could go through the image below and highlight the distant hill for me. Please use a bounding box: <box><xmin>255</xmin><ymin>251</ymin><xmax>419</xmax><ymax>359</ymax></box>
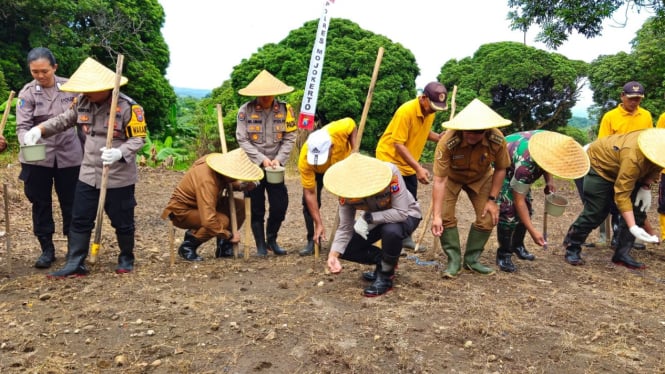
<box><xmin>173</xmin><ymin>87</ymin><xmax>211</xmax><ymax>99</ymax></box>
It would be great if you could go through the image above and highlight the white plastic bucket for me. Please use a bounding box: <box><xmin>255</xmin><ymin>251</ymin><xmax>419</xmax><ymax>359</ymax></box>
<box><xmin>545</xmin><ymin>194</ymin><xmax>569</xmax><ymax>217</ymax></box>
<box><xmin>265</xmin><ymin>166</ymin><xmax>285</xmax><ymax>184</ymax></box>
<box><xmin>20</xmin><ymin>144</ymin><xmax>46</xmax><ymax>162</ymax></box>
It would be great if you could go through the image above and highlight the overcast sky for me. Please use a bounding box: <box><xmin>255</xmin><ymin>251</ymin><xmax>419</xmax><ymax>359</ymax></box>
<box><xmin>159</xmin><ymin>0</ymin><xmax>650</xmax><ymax>109</ymax></box>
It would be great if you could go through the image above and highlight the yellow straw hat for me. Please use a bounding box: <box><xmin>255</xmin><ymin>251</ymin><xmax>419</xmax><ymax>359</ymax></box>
<box><xmin>323</xmin><ymin>153</ymin><xmax>393</xmax><ymax>198</ymax></box>
<box><xmin>205</xmin><ymin>148</ymin><xmax>264</xmax><ymax>181</ymax></box>
<box><xmin>238</xmin><ymin>70</ymin><xmax>294</xmax><ymax>96</ymax></box>
<box><xmin>60</xmin><ymin>57</ymin><xmax>128</xmax><ymax>93</ymax></box>
<box><xmin>638</xmin><ymin>128</ymin><xmax>665</xmax><ymax>168</ymax></box>
<box><xmin>528</xmin><ymin>131</ymin><xmax>590</xmax><ymax>179</ymax></box>
<box><xmin>442</xmin><ymin>98</ymin><xmax>512</xmax><ymax>130</ymax></box>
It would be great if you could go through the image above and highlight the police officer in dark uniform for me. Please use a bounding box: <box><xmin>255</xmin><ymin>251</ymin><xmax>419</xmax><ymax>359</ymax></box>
<box><xmin>24</xmin><ymin>57</ymin><xmax>147</xmax><ymax>277</ymax></box>
<box><xmin>16</xmin><ymin>47</ymin><xmax>82</xmax><ymax>269</ymax></box>
<box><xmin>236</xmin><ymin>70</ymin><xmax>297</xmax><ymax>256</ymax></box>
<box><xmin>431</xmin><ymin>99</ymin><xmax>512</xmax><ymax>278</ymax></box>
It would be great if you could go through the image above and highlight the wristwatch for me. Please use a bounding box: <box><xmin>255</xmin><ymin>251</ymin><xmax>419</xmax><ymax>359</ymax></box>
<box><xmin>488</xmin><ymin>195</ymin><xmax>497</xmax><ymax>201</ymax></box>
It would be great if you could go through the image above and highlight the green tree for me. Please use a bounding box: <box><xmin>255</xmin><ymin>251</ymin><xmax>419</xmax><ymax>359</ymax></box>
<box><xmin>507</xmin><ymin>0</ymin><xmax>663</xmax><ymax>49</ymax></box>
<box><xmin>0</xmin><ymin>0</ymin><xmax>175</xmax><ymax>135</ymax></box>
<box><xmin>440</xmin><ymin>42</ymin><xmax>587</xmax><ymax>133</ymax></box>
<box><xmin>587</xmin><ymin>18</ymin><xmax>665</xmax><ymax>127</ymax></box>
<box><xmin>225</xmin><ymin>18</ymin><xmax>420</xmax><ymax>153</ymax></box>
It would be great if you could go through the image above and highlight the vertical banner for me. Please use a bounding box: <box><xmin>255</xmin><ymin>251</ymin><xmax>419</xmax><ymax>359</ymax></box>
<box><xmin>298</xmin><ymin>0</ymin><xmax>335</xmax><ymax>130</ymax></box>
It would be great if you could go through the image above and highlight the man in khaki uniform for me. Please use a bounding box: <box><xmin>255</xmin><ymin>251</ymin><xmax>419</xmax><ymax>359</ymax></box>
<box><xmin>563</xmin><ymin>129</ymin><xmax>664</xmax><ymax>269</ymax></box>
<box><xmin>162</xmin><ymin>149</ymin><xmax>263</xmax><ymax>261</ymax></box>
<box><xmin>431</xmin><ymin>99</ymin><xmax>512</xmax><ymax>277</ymax></box>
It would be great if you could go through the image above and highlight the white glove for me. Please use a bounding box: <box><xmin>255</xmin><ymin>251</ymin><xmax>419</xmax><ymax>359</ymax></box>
<box><xmin>100</xmin><ymin>147</ymin><xmax>123</xmax><ymax>165</ymax></box>
<box><xmin>354</xmin><ymin>216</ymin><xmax>370</xmax><ymax>240</ymax></box>
<box><xmin>24</xmin><ymin>127</ymin><xmax>42</xmax><ymax>146</ymax></box>
<box><xmin>629</xmin><ymin>225</ymin><xmax>659</xmax><ymax>243</ymax></box>
<box><xmin>634</xmin><ymin>187</ymin><xmax>651</xmax><ymax>212</ymax></box>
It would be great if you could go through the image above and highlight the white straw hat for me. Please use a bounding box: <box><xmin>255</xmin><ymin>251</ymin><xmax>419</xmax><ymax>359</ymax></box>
<box><xmin>238</xmin><ymin>70</ymin><xmax>294</xmax><ymax>96</ymax></box>
<box><xmin>60</xmin><ymin>57</ymin><xmax>128</xmax><ymax>92</ymax></box>
<box><xmin>205</xmin><ymin>148</ymin><xmax>264</xmax><ymax>181</ymax></box>
<box><xmin>528</xmin><ymin>131</ymin><xmax>590</xmax><ymax>179</ymax></box>
<box><xmin>442</xmin><ymin>98</ymin><xmax>512</xmax><ymax>130</ymax></box>
<box><xmin>638</xmin><ymin>128</ymin><xmax>665</xmax><ymax>168</ymax></box>
<box><xmin>323</xmin><ymin>153</ymin><xmax>393</xmax><ymax>198</ymax></box>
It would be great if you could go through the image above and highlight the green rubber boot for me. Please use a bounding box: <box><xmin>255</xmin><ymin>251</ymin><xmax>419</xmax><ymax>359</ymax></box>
<box><xmin>463</xmin><ymin>226</ymin><xmax>495</xmax><ymax>275</ymax></box>
<box><xmin>440</xmin><ymin>227</ymin><xmax>462</xmax><ymax>278</ymax></box>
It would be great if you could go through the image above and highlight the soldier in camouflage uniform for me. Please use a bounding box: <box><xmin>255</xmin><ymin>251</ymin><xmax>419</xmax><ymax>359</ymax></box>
<box><xmin>496</xmin><ymin>131</ymin><xmax>589</xmax><ymax>272</ymax></box>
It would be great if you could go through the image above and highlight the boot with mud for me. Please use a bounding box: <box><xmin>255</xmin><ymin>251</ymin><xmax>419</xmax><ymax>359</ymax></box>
<box><xmin>440</xmin><ymin>227</ymin><xmax>462</xmax><ymax>278</ymax></box>
<box><xmin>463</xmin><ymin>226</ymin><xmax>495</xmax><ymax>275</ymax></box>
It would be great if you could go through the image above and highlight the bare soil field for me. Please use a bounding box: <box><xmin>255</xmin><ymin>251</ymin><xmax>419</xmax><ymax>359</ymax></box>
<box><xmin>1</xmin><ymin>163</ymin><xmax>665</xmax><ymax>373</ymax></box>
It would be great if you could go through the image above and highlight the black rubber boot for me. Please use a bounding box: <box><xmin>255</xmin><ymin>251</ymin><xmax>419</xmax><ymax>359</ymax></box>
<box><xmin>47</xmin><ymin>232</ymin><xmax>90</xmax><ymax>278</ymax></box>
<box><xmin>299</xmin><ymin>240</ymin><xmax>314</xmax><ymax>256</ymax></box>
<box><xmin>363</xmin><ymin>254</ymin><xmax>398</xmax><ymax>297</ymax></box>
<box><xmin>116</xmin><ymin>234</ymin><xmax>135</xmax><ymax>273</ymax></box>
<box><xmin>513</xmin><ymin>223</ymin><xmax>535</xmax><ymax>261</ymax></box>
<box><xmin>251</xmin><ymin>221</ymin><xmax>268</xmax><ymax>257</ymax></box>
<box><xmin>178</xmin><ymin>230</ymin><xmax>203</xmax><ymax>261</ymax></box>
<box><xmin>612</xmin><ymin>225</ymin><xmax>645</xmax><ymax>269</ymax></box>
<box><xmin>563</xmin><ymin>225</ymin><xmax>587</xmax><ymax>266</ymax></box>
<box><xmin>565</xmin><ymin>246</ymin><xmax>585</xmax><ymax>265</ymax></box>
<box><xmin>496</xmin><ymin>226</ymin><xmax>516</xmax><ymax>272</ymax></box>
<box><xmin>34</xmin><ymin>234</ymin><xmax>56</xmax><ymax>269</ymax></box>
<box><xmin>215</xmin><ymin>237</ymin><xmax>234</xmax><ymax>258</ymax></box>
<box><xmin>266</xmin><ymin>220</ymin><xmax>287</xmax><ymax>255</ymax></box>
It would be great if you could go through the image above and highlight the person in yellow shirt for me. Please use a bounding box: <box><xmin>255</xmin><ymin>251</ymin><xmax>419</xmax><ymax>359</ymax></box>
<box><xmin>598</xmin><ymin>81</ymin><xmax>652</xmax><ymax>138</ymax></box>
<box><xmin>375</xmin><ymin>81</ymin><xmax>447</xmax><ymax>250</ymax></box>
<box><xmin>297</xmin><ymin>117</ymin><xmax>357</xmax><ymax>255</ymax></box>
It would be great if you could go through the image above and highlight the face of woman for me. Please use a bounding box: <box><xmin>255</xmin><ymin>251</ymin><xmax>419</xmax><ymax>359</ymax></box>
<box><xmin>29</xmin><ymin>58</ymin><xmax>57</xmax><ymax>88</ymax></box>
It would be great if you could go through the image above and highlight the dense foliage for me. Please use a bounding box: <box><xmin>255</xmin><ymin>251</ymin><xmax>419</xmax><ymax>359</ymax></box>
<box><xmin>0</xmin><ymin>0</ymin><xmax>176</xmax><ymax>136</ymax></box>
<box><xmin>203</xmin><ymin>18</ymin><xmax>421</xmax><ymax>154</ymax></box>
<box><xmin>507</xmin><ymin>0</ymin><xmax>665</xmax><ymax>49</ymax></box>
<box><xmin>439</xmin><ymin>42</ymin><xmax>587</xmax><ymax>134</ymax></box>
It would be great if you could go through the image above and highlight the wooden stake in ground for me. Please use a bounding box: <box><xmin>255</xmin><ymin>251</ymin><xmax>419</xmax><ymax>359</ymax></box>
<box><xmin>0</xmin><ymin>91</ymin><xmax>16</xmax><ymax>135</ymax></box>
<box><xmin>216</xmin><ymin>104</ymin><xmax>242</xmax><ymax>259</ymax></box>
<box><xmin>3</xmin><ymin>183</ymin><xmax>9</xmax><ymax>255</ymax></box>
<box><xmin>1</xmin><ymin>92</ymin><xmax>15</xmax><ymax>253</ymax></box>
<box><xmin>543</xmin><ymin>198</ymin><xmax>549</xmax><ymax>250</ymax></box>
<box><xmin>168</xmin><ymin>220</ymin><xmax>175</xmax><ymax>267</ymax></box>
<box><xmin>90</xmin><ymin>54</ymin><xmax>124</xmax><ymax>264</ymax></box>
<box><xmin>414</xmin><ymin>85</ymin><xmax>457</xmax><ymax>253</ymax></box>
<box><xmin>327</xmin><ymin>47</ymin><xmax>384</xmax><ymax>250</ymax></box>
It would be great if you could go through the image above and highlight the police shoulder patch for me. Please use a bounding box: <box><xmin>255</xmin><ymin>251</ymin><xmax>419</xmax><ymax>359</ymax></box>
<box><xmin>389</xmin><ymin>176</ymin><xmax>400</xmax><ymax>193</ymax></box>
<box><xmin>125</xmin><ymin>104</ymin><xmax>147</xmax><ymax>138</ymax></box>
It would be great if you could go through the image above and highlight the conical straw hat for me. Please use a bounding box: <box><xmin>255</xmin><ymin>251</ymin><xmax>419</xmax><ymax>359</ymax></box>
<box><xmin>205</xmin><ymin>148</ymin><xmax>264</xmax><ymax>181</ymax></box>
<box><xmin>238</xmin><ymin>70</ymin><xmax>294</xmax><ymax>96</ymax></box>
<box><xmin>60</xmin><ymin>57</ymin><xmax>128</xmax><ymax>92</ymax></box>
<box><xmin>638</xmin><ymin>128</ymin><xmax>665</xmax><ymax>168</ymax></box>
<box><xmin>528</xmin><ymin>131</ymin><xmax>590</xmax><ymax>179</ymax></box>
<box><xmin>323</xmin><ymin>153</ymin><xmax>393</xmax><ymax>198</ymax></box>
<box><xmin>442</xmin><ymin>98</ymin><xmax>512</xmax><ymax>130</ymax></box>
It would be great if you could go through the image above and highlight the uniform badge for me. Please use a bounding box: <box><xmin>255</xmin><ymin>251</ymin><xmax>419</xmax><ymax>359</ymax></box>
<box><xmin>238</xmin><ymin>112</ymin><xmax>246</xmax><ymax>121</ymax></box>
<box><xmin>389</xmin><ymin>176</ymin><xmax>400</xmax><ymax>193</ymax></box>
